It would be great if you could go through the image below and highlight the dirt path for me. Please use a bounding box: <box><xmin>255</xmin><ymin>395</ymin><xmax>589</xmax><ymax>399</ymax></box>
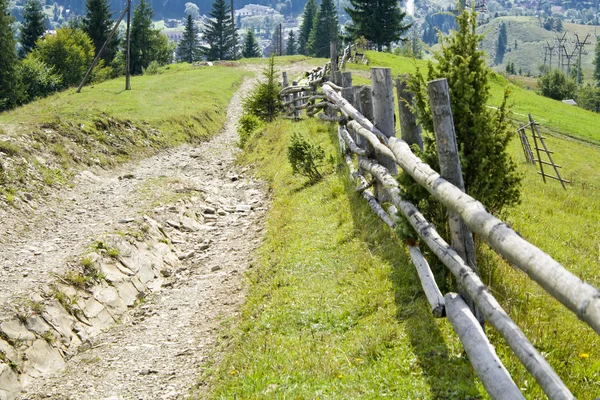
<box><xmin>0</xmin><ymin>77</ymin><xmax>264</xmax><ymax>399</ymax></box>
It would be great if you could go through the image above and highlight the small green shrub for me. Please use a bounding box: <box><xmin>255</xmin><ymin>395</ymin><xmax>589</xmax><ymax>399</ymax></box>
<box><xmin>236</xmin><ymin>114</ymin><xmax>261</xmax><ymax>147</ymax></box>
<box><xmin>538</xmin><ymin>69</ymin><xmax>577</xmax><ymax>101</ymax></box>
<box><xmin>242</xmin><ymin>54</ymin><xmax>282</xmax><ymax>122</ymax></box>
<box><xmin>143</xmin><ymin>60</ymin><xmax>161</xmax><ymax>75</ymax></box>
<box><xmin>287</xmin><ymin>131</ymin><xmax>325</xmax><ymax>182</ymax></box>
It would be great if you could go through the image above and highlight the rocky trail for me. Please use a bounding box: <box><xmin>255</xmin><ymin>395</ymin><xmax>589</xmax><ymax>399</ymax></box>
<box><xmin>0</xmin><ymin>76</ymin><xmax>271</xmax><ymax>400</ymax></box>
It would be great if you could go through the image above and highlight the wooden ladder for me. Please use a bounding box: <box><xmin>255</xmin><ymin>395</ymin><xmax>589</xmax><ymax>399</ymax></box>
<box><xmin>520</xmin><ymin>114</ymin><xmax>570</xmax><ymax>190</ymax></box>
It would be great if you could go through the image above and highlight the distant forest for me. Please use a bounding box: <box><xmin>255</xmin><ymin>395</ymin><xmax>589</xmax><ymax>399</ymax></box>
<box><xmin>49</xmin><ymin>0</ymin><xmax>308</xmax><ymax>19</ymax></box>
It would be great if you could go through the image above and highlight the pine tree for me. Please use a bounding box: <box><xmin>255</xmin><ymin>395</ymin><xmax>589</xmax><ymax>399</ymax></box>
<box><xmin>286</xmin><ymin>29</ymin><xmax>296</xmax><ymax>55</ymax></box>
<box><xmin>0</xmin><ymin>0</ymin><xmax>24</xmax><ymax>110</ymax></box>
<box><xmin>346</xmin><ymin>0</ymin><xmax>408</xmax><ymax>51</ymax></box>
<box><xmin>495</xmin><ymin>21</ymin><xmax>507</xmax><ymax>65</ymax></box>
<box><xmin>82</xmin><ymin>0</ymin><xmax>118</xmax><ymax>64</ymax></box>
<box><xmin>242</xmin><ymin>28</ymin><xmax>261</xmax><ymax>58</ymax></box>
<box><xmin>177</xmin><ymin>14</ymin><xmax>201</xmax><ymax>62</ymax></box>
<box><xmin>298</xmin><ymin>0</ymin><xmax>316</xmax><ymax>55</ymax></box>
<box><xmin>19</xmin><ymin>0</ymin><xmax>46</xmax><ymax>57</ymax></box>
<box><xmin>307</xmin><ymin>0</ymin><xmax>338</xmax><ymax>58</ymax></box>
<box><xmin>130</xmin><ymin>0</ymin><xmax>173</xmax><ymax>74</ymax></box>
<box><xmin>202</xmin><ymin>0</ymin><xmax>237</xmax><ymax>61</ymax></box>
<box><xmin>593</xmin><ymin>39</ymin><xmax>600</xmax><ymax>86</ymax></box>
<box><xmin>406</xmin><ymin>7</ymin><xmax>521</xmax><ymax>224</ymax></box>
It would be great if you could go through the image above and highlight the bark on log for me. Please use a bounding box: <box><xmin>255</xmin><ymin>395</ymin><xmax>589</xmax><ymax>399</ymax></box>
<box><xmin>396</xmin><ymin>74</ymin><xmax>423</xmax><ymax>151</ymax></box>
<box><xmin>358</xmin><ymin>157</ymin><xmax>574</xmax><ymax>399</ymax></box>
<box><xmin>428</xmin><ymin>78</ymin><xmax>482</xmax><ymax>326</ymax></box>
<box><xmin>445</xmin><ymin>293</ymin><xmax>525</xmax><ymax>400</ymax></box>
<box><xmin>408</xmin><ymin>246</ymin><xmax>445</xmax><ymax>318</ymax></box>
<box><xmin>340</xmin><ymin>126</ymin><xmax>367</xmax><ymax>157</ymax></box>
<box><xmin>348</xmin><ymin>121</ymin><xmax>394</xmax><ymax>157</ymax></box>
<box><xmin>280</xmin><ymin>85</ymin><xmax>311</xmax><ymax>96</ymax></box>
<box><xmin>322</xmin><ymin>84</ymin><xmax>383</xmax><ymax>140</ymax></box>
<box><xmin>346</xmin><ymin>155</ymin><xmax>395</xmax><ymax>228</ymax></box>
<box><xmin>371</xmin><ymin>67</ymin><xmax>397</xmax><ymax>176</ymax></box>
<box><xmin>387</xmin><ymin>136</ymin><xmax>600</xmax><ymax>335</ymax></box>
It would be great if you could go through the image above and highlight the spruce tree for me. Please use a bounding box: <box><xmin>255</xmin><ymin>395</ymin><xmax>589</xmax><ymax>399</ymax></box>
<box><xmin>405</xmin><ymin>7</ymin><xmax>521</xmax><ymax>225</ymax></box>
<box><xmin>129</xmin><ymin>0</ymin><xmax>173</xmax><ymax>74</ymax></box>
<box><xmin>82</xmin><ymin>0</ymin><xmax>118</xmax><ymax>64</ymax></box>
<box><xmin>286</xmin><ymin>29</ymin><xmax>296</xmax><ymax>55</ymax></box>
<box><xmin>202</xmin><ymin>0</ymin><xmax>237</xmax><ymax>61</ymax></box>
<box><xmin>19</xmin><ymin>0</ymin><xmax>46</xmax><ymax>57</ymax></box>
<box><xmin>242</xmin><ymin>28</ymin><xmax>261</xmax><ymax>58</ymax></box>
<box><xmin>494</xmin><ymin>21</ymin><xmax>507</xmax><ymax>65</ymax></box>
<box><xmin>130</xmin><ymin>0</ymin><xmax>153</xmax><ymax>74</ymax></box>
<box><xmin>307</xmin><ymin>0</ymin><xmax>338</xmax><ymax>58</ymax></box>
<box><xmin>298</xmin><ymin>0</ymin><xmax>316</xmax><ymax>55</ymax></box>
<box><xmin>177</xmin><ymin>14</ymin><xmax>201</xmax><ymax>62</ymax></box>
<box><xmin>346</xmin><ymin>0</ymin><xmax>408</xmax><ymax>51</ymax></box>
<box><xmin>593</xmin><ymin>39</ymin><xmax>600</xmax><ymax>86</ymax></box>
<box><xmin>0</xmin><ymin>0</ymin><xmax>23</xmax><ymax>110</ymax></box>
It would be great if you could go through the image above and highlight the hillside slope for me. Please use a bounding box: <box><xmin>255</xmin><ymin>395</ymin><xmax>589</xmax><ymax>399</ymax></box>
<box><xmin>478</xmin><ymin>16</ymin><xmax>598</xmax><ymax>81</ymax></box>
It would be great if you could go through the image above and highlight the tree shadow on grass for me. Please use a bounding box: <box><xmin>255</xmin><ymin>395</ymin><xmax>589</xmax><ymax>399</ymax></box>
<box><xmin>344</xmin><ymin>178</ymin><xmax>483</xmax><ymax>398</ymax></box>
<box><xmin>327</xmin><ymin>126</ymin><xmax>482</xmax><ymax>398</ymax></box>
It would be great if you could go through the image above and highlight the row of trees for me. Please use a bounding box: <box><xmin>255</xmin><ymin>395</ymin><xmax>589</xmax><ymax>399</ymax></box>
<box><xmin>1</xmin><ymin>0</ymin><xmax>174</xmax><ymax>111</ymax></box>
<box><xmin>176</xmin><ymin>0</ymin><xmax>237</xmax><ymax>62</ymax></box>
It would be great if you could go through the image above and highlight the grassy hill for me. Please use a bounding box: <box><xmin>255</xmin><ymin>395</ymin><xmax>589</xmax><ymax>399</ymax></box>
<box><xmin>478</xmin><ymin>16</ymin><xmax>599</xmax><ymax>83</ymax></box>
<box><xmin>0</xmin><ymin>63</ymin><xmax>247</xmax><ymax>204</ymax></box>
<box><xmin>207</xmin><ymin>52</ymin><xmax>600</xmax><ymax>399</ymax></box>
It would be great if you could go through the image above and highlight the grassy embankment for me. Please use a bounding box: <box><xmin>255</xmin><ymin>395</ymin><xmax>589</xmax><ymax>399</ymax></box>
<box><xmin>0</xmin><ymin>63</ymin><xmax>247</xmax><ymax>204</ymax></box>
<box><xmin>206</xmin><ymin>118</ymin><xmax>487</xmax><ymax>399</ymax></box>
<box><xmin>207</xmin><ymin>52</ymin><xmax>599</xmax><ymax>399</ymax></box>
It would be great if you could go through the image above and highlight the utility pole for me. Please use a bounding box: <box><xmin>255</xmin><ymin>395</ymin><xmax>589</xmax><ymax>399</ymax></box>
<box><xmin>574</xmin><ymin>33</ymin><xmax>591</xmax><ymax>84</ymax></box>
<box><xmin>280</xmin><ymin>23</ymin><xmax>283</xmax><ymax>56</ymax></box>
<box><xmin>230</xmin><ymin>0</ymin><xmax>236</xmax><ymax>59</ymax></box>
<box><xmin>125</xmin><ymin>0</ymin><xmax>131</xmax><ymax>90</ymax></box>
<box><xmin>77</xmin><ymin>4</ymin><xmax>130</xmax><ymax>93</ymax></box>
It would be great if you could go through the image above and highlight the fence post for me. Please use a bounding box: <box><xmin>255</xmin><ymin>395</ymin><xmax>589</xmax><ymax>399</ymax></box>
<box><xmin>396</xmin><ymin>74</ymin><xmax>423</xmax><ymax>151</ymax></box>
<box><xmin>292</xmin><ymin>81</ymin><xmax>301</xmax><ymax>119</ymax></box>
<box><xmin>282</xmin><ymin>72</ymin><xmax>289</xmax><ymax>117</ymax></box>
<box><xmin>354</xmin><ymin>85</ymin><xmax>373</xmax><ymax>151</ymax></box>
<box><xmin>427</xmin><ymin>78</ymin><xmax>484</xmax><ymax>327</ymax></box>
<box><xmin>341</xmin><ymin>72</ymin><xmax>353</xmax><ymax>104</ymax></box>
<box><xmin>330</xmin><ymin>41</ymin><xmax>337</xmax><ymax>75</ymax></box>
<box><xmin>371</xmin><ymin>67</ymin><xmax>397</xmax><ymax>182</ymax></box>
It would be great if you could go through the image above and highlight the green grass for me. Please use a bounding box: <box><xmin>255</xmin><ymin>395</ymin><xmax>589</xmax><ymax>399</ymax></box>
<box><xmin>479</xmin><ymin>132</ymin><xmax>600</xmax><ymax>398</ymax></box>
<box><xmin>477</xmin><ymin>17</ymin><xmax>598</xmax><ymax>83</ymax></box>
<box><xmin>0</xmin><ymin>63</ymin><xmax>246</xmax><ymax>137</ymax></box>
<box><xmin>0</xmin><ymin>63</ymin><xmax>247</xmax><ymax>204</ymax></box>
<box><xmin>358</xmin><ymin>51</ymin><xmax>600</xmax><ymax>145</ymax></box>
<box><xmin>344</xmin><ymin>51</ymin><xmax>600</xmax><ymax>397</ymax></box>
<box><xmin>204</xmin><ymin>119</ymin><xmax>487</xmax><ymax>399</ymax></box>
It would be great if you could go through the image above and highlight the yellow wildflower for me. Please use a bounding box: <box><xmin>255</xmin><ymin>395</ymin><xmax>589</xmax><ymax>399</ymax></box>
<box><xmin>579</xmin><ymin>353</ymin><xmax>590</xmax><ymax>359</ymax></box>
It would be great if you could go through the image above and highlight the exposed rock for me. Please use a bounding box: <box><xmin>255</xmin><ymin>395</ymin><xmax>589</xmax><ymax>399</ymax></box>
<box><xmin>0</xmin><ymin>362</ymin><xmax>21</xmax><ymax>400</ymax></box>
<box><xmin>115</xmin><ymin>281</ymin><xmax>139</xmax><ymax>307</ymax></box>
<box><xmin>235</xmin><ymin>204</ymin><xmax>252</xmax><ymax>213</ymax></box>
<box><xmin>23</xmin><ymin>339</ymin><xmax>65</xmax><ymax>377</ymax></box>
<box><xmin>0</xmin><ymin>319</ymin><xmax>36</xmax><ymax>343</ymax></box>
<box><xmin>40</xmin><ymin>301</ymin><xmax>76</xmax><ymax>339</ymax></box>
<box><xmin>92</xmin><ymin>284</ymin><xmax>127</xmax><ymax>315</ymax></box>
<box><xmin>99</xmin><ymin>262</ymin><xmax>128</xmax><ymax>283</ymax></box>
<box><xmin>24</xmin><ymin>315</ymin><xmax>53</xmax><ymax>336</ymax></box>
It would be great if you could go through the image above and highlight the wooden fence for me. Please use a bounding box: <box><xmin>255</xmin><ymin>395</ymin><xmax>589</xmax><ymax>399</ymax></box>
<box><xmin>278</xmin><ymin>50</ymin><xmax>600</xmax><ymax>400</ymax></box>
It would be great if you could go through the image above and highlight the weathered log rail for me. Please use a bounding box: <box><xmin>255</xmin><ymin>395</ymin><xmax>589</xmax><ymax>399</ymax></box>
<box><xmin>279</xmin><ymin>49</ymin><xmax>599</xmax><ymax>399</ymax></box>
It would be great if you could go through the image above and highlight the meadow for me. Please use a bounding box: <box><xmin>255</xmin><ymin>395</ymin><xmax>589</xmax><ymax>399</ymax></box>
<box><xmin>0</xmin><ymin>64</ymin><xmax>246</xmax><ymax>199</ymax></box>
<box><xmin>207</xmin><ymin>52</ymin><xmax>600</xmax><ymax>398</ymax></box>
